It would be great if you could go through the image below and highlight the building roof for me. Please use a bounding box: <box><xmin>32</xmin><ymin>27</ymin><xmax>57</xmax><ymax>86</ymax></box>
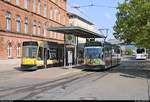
<box><xmin>47</xmin><ymin>26</ymin><xmax>105</xmax><ymax>38</ymax></box>
<box><xmin>67</xmin><ymin>12</ymin><xmax>94</xmax><ymax>25</ymax></box>
<box><xmin>107</xmin><ymin>39</ymin><xmax>124</xmax><ymax>45</ymax></box>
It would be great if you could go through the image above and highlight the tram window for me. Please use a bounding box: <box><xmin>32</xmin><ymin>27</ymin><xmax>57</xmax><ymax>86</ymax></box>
<box><xmin>23</xmin><ymin>47</ymin><xmax>29</xmax><ymax>58</ymax></box>
<box><xmin>85</xmin><ymin>48</ymin><xmax>102</xmax><ymax>59</ymax></box>
<box><xmin>32</xmin><ymin>47</ymin><xmax>37</xmax><ymax>58</ymax></box>
<box><xmin>105</xmin><ymin>48</ymin><xmax>109</xmax><ymax>57</ymax></box>
<box><xmin>47</xmin><ymin>50</ymin><xmax>50</xmax><ymax>59</ymax></box>
<box><xmin>23</xmin><ymin>42</ymin><xmax>38</xmax><ymax>46</ymax></box>
<box><xmin>50</xmin><ymin>53</ymin><xmax>56</xmax><ymax>60</ymax></box>
<box><xmin>38</xmin><ymin>47</ymin><xmax>43</xmax><ymax>60</ymax></box>
<box><xmin>98</xmin><ymin>53</ymin><xmax>102</xmax><ymax>58</ymax></box>
<box><xmin>49</xmin><ymin>48</ymin><xmax>57</xmax><ymax>60</ymax></box>
<box><xmin>112</xmin><ymin>49</ymin><xmax>115</xmax><ymax>56</ymax></box>
<box><xmin>44</xmin><ymin>48</ymin><xmax>49</xmax><ymax>60</ymax></box>
<box><xmin>116</xmin><ymin>49</ymin><xmax>121</xmax><ymax>54</ymax></box>
<box><xmin>23</xmin><ymin>47</ymin><xmax>37</xmax><ymax>58</ymax></box>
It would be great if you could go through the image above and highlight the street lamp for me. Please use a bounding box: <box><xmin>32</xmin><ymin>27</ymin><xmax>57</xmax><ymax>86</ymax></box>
<box><xmin>98</xmin><ymin>28</ymin><xmax>109</xmax><ymax>44</ymax></box>
<box><xmin>98</xmin><ymin>28</ymin><xmax>109</xmax><ymax>65</ymax></box>
<box><xmin>98</xmin><ymin>28</ymin><xmax>109</xmax><ymax>37</ymax></box>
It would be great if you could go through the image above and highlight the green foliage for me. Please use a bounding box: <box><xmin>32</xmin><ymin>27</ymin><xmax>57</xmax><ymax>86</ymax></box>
<box><xmin>125</xmin><ymin>48</ymin><xmax>133</xmax><ymax>55</ymax></box>
<box><xmin>114</xmin><ymin>0</ymin><xmax>150</xmax><ymax>48</ymax></box>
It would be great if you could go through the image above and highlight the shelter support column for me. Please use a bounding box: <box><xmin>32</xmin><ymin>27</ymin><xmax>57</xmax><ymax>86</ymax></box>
<box><xmin>74</xmin><ymin>38</ymin><xmax>77</xmax><ymax>65</ymax></box>
<box><xmin>76</xmin><ymin>36</ymin><xmax>79</xmax><ymax>65</ymax></box>
<box><xmin>44</xmin><ymin>41</ymin><xmax>47</xmax><ymax>69</ymax></box>
<box><xmin>64</xmin><ymin>34</ymin><xmax>66</xmax><ymax>68</ymax></box>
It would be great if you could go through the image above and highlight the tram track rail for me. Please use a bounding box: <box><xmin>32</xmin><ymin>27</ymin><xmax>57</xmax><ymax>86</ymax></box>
<box><xmin>0</xmin><ymin>68</ymin><xmax>112</xmax><ymax>100</ymax></box>
<box><xmin>0</xmin><ymin>71</ymin><xmax>84</xmax><ymax>91</ymax></box>
<box><xmin>20</xmin><ymin>71</ymin><xmax>110</xmax><ymax>100</ymax></box>
<box><xmin>23</xmin><ymin>60</ymin><xmax>150</xmax><ymax>100</ymax></box>
<box><xmin>0</xmin><ymin>58</ymin><xmax>149</xmax><ymax>100</ymax></box>
<box><xmin>0</xmin><ymin>71</ymin><xmax>93</xmax><ymax>99</ymax></box>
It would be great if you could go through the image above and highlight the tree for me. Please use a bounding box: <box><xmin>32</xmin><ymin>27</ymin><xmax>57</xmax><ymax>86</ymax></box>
<box><xmin>113</xmin><ymin>0</ymin><xmax>150</xmax><ymax>48</ymax></box>
<box><xmin>125</xmin><ymin>48</ymin><xmax>133</xmax><ymax>55</ymax></box>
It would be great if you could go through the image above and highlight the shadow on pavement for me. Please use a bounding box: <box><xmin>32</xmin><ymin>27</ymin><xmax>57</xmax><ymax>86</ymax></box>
<box><xmin>109</xmin><ymin>60</ymin><xmax>150</xmax><ymax>79</ymax></box>
<box><xmin>124</xmin><ymin>56</ymin><xmax>136</xmax><ymax>60</ymax></box>
<box><xmin>12</xmin><ymin>58</ymin><xmax>150</xmax><ymax>80</ymax></box>
<box><xmin>14</xmin><ymin>67</ymin><xmax>36</xmax><ymax>72</ymax></box>
<box><xmin>72</xmin><ymin>65</ymin><xmax>109</xmax><ymax>72</ymax></box>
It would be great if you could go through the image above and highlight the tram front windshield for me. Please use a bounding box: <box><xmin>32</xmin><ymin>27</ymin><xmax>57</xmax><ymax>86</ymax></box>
<box><xmin>85</xmin><ymin>47</ymin><xmax>102</xmax><ymax>59</ymax></box>
<box><xmin>23</xmin><ymin>42</ymin><xmax>38</xmax><ymax>58</ymax></box>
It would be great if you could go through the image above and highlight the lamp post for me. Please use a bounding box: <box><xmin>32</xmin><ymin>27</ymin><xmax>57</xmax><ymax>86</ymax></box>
<box><xmin>98</xmin><ymin>28</ymin><xmax>109</xmax><ymax>45</ymax></box>
<box><xmin>44</xmin><ymin>21</ymin><xmax>49</xmax><ymax>69</ymax></box>
<box><xmin>98</xmin><ymin>28</ymin><xmax>109</xmax><ymax>64</ymax></box>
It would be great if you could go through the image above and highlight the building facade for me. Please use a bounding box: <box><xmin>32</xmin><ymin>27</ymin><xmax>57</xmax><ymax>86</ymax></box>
<box><xmin>68</xmin><ymin>12</ymin><xmax>95</xmax><ymax>43</ymax></box>
<box><xmin>67</xmin><ymin>13</ymin><xmax>95</xmax><ymax>64</ymax></box>
<box><xmin>69</xmin><ymin>13</ymin><xmax>94</xmax><ymax>31</ymax></box>
<box><xmin>0</xmin><ymin>0</ymin><xmax>68</xmax><ymax>60</ymax></box>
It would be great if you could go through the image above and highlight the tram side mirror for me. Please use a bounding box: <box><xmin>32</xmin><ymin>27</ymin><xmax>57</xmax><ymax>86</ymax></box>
<box><xmin>89</xmin><ymin>55</ymin><xmax>92</xmax><ymax>58</ymax></box>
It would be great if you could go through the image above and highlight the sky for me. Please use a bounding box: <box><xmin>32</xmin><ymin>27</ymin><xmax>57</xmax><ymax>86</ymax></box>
<box><xmin>67</xmin><ymin>0</ymin><xmax>123</xmax><ymax>40</ymax></box>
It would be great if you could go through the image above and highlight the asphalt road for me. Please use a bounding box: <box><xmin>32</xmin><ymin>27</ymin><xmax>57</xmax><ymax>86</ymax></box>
<box><xmin>0</xmin><ymin>56</ymin><xmax>150</xmax><ymax>100</ymax></box>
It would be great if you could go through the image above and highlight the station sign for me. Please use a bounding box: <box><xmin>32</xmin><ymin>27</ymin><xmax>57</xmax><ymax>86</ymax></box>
<box><xmin>65</xmin><ymin>34</ymin><xmax>76</xmax><ymax>45</ymax></box>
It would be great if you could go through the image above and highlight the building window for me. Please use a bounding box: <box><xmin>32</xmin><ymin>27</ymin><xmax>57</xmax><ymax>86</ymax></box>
<box><xmin>24</xmin><ymin>0</ymin><xmax>29</xmax><ymax>9</ymax></box>
<box><xmin>63</xmin><ymin>15</ymin><xmax>66</xmax><ymax>24</ymax></box>
<box><xmin>24</xmin><ymin>17</ymin><xmax>28</xmax><ymax>34</ymax></box>
<box><xmin>33</xmin><ymin>20</ymin><xmax>36</xmax><ymax>35</ymax></box>
<box><xmin>16</xmin><ymin>0</ymin><xmax>19</xmax><ymax>5</ymax></box>
<box><xmin>32</xmin><ymin>0</ymin><xmax>36</xmax><ymax>12</ymax></box>
<box><xmin>49</xmin><ymin>23</ymin><xmax>52</xmax><ymax>38</ymax></box>
<box><xmin>4</xmin><ymin>0</ymin><xmax>10</xmax><ymax>2</ymax></box>
<box><xmin>44</xmin><ymin>0</ymin><xmax>47</xmax><ymax>17</ymax></box>
<box><xmin>16</xmin><ymin>16</ymin><xmax>21</xmax><ymax>32</ymax></box>
<box><xmin>38</xmin><ymin>22</ymin><xmax>41</xmax><ymax>36</ymax></box>
<box><xmin>5</xmin><ymin>12</ymin><xmax>11</xmax><ymax>31</ymax></box>
<box><xmin>58</xmin><ymin>12</ymin><xmax>61</xmax><ymax>23</ymax></box>
<box><xmin>54</xmin><ymin>9</ymin><xmax>58</xmax><ymax>21</ymax></box>
<box><xmin>16</xmin><ymin>43</ymin><xmax>21</xmax><ymax>58</ymax></box>
<box><xmin>38</xmin><ymin>0</ymin><xmax>41</xmax><ymax>14</ymax></box>
<box><xmin>44</xmin><ymin>22</ymin><xmax>47</xmax><ymax>37</ymax></box>
<box><xmin>49</xmin><ymin>7</ymin><xmax>53</xmax><ymax>19</ymax></box>
<box><xmin>7</xmin><ymin>42</ymin><xmax>12</xmax><ymax>58</ymax></box>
